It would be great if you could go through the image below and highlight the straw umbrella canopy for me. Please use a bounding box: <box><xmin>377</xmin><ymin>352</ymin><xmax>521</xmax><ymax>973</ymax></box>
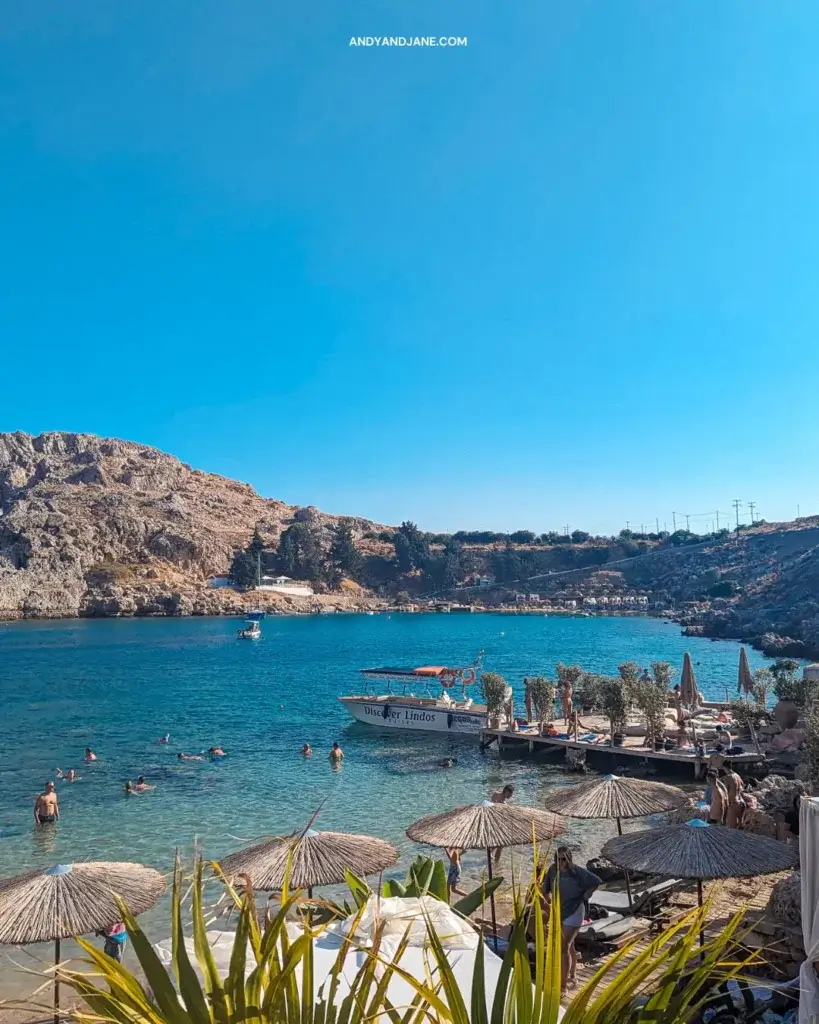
<box><xmin>680</xmin><ymin>652</ymin><xmax>700</xmax><ymax>707</ymax></box>
<box><xmin>602</xmin><ymin>819</ymin><xmax>797</xmax><ymax>942</ymax></box>
<box><xmin>0</xmin><ymin>861</ymin><xmax>166</xmax><ymax>1022</ymax></box>
<box><xmin>406</xmin><ymin>801</ymin><xmax>565</xmax><ymax>948</ymax></box>
<box><xmin>543</xmin><ymin>774</ymin><xmax>685</xmax><ymax>827</ymax></box>
<box><xmin>543</xmin><ymin>774</ymin><xmax>686</xmax><ymax>908</ymax></box>
<box><xmin>738</xmin><ymin>647</ymin><xmax>755</xmax><ymax>696</ymax></box>
<box><xmin>218</xmin><ymin>828</ymin><xmax>399</xmax><ymax>896</ymax></box>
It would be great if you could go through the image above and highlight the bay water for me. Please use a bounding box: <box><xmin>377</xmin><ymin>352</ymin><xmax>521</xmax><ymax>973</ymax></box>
<box><xmin>0</xmin><ymin>613</ymin><xmax>769</xmax><ymax>995</ymax></box>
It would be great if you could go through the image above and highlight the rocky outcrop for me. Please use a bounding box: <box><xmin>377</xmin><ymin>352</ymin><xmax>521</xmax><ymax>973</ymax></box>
<box><xmin>0</xmin><ymin>431</ymin><xmax>386</xmax><ymax>619</ymax></box>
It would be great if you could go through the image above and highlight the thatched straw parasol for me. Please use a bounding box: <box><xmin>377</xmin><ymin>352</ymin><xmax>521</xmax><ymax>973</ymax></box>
<box><xmin>218</xmin><ymin>828</ymin><xmax>399</xmax><ymax>897</ymax></box>
<box><xmin>406</xmin><ymin>801</ymin><xmax>564</xmax><ymax>949</ymax></box>
<box><xmin>738</xmin><ymin>647</ymin><xmax>754</xmax><ymax>696</ymax></box>
<box><xmin>0</xmin><ymin>861</ymin><xmax>166</xmax><ymax>1022</ymax></box>
<box><xmin>680</xmin><ymin>652</ymin><xmax>700</xmax><ymax>707</ymax></box>
<box><xmin>544</xmin><ymin>774</ymin><xmax>685</xmax><ymax>908</ymax></box>
<box><xmin>543</xmin><ymin>774</ymin><xmax>685</xmax><ymax>824</ymax></box>
<box><xmin>602</xmin><ymin>819</ymin><xmax>797</xmax><ymax>941</ymax></box>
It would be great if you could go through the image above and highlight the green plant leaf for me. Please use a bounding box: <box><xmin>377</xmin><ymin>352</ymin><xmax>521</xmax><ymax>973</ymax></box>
<box><xmin>452</xmin><ymin>875</ymin><xmax>502</xmax><ymax>917</ymax></box>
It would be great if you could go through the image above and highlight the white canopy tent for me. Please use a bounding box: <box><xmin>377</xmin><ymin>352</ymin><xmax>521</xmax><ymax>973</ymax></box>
<box><xmin>800</xmin><ymin>797</ymin><xmax>819</xmax><ymax>1024</ymax></box>
<box><xmin>154</xmin><ymin>896</ymin><xmax>564</xmax><ymax>1021</ymax></box>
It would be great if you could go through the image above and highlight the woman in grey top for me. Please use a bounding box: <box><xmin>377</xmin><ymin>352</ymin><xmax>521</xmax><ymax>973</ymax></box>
<box><xmin>543</xmin><ymin>846</ymin><xmax>601</xmax><ymax>991</ymax></box>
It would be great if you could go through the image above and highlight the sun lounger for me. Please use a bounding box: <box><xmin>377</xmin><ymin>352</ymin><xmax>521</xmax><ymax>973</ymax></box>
<box><xmin>590</xmin><ymin>878</ymin><xmax>680</xmax><ymax>917</ymax></box>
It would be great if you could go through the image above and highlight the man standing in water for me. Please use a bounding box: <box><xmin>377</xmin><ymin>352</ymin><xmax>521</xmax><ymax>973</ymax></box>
<box><xmin>329</xmin><ymin>742</ymin><xmax>344</xmax><ymax>764</ymax></box>
<box><xmin>34</xmin><ymin>781</ymin><xmax>59</xmax><ymax>825</ymax></box>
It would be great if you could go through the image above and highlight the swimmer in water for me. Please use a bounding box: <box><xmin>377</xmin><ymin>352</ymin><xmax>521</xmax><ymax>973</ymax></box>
<box><xmin>84</xmin><ymin>747</ymin><xmax>97</xmax><ymax>762</ymax></box>
<box><xmin>134</xmin><ymin>776</ymin><xmax>154</xmax><ymax>792</ymax></box>
<box><xmin>55</xmin><ymin>768</ymin><xmax>64</xmax><ymax>779</ymax></box>
<box><xmin>209</xmin><ymin>746</ymin><xmax>226</xmax><ymax>757</ymax></box>
<box><xmin>66</xmin><ymin>769</ymin><xmax>79</xmax><ymax>783</ymax></box>
<box><xmin>124</xmin><ymin>780</ymin><xmax>134</xmax><ymax>796</ymax></box>
<box><xmin>439</xmin><ymin>757</ymin><xmax>456</xmax><ymax>768</ymax></box>
<box><xmin>329</xmin><ymin>742</ymin><xmax>344</xmax><ymax>764</ymax></box>
<box><xmin>178</xmin><ymin>752</ymin><xmax>205</xmax><ymax>761</ymax></box>
<box><xmin>301</xmin><ymin>744</ymin><xmax>312</xmax><ymax>757</ymax></box>
<box><xmin>158</xmin><ymin>733</ymin><xmax>170</xmax><ymax>744</ymax></box>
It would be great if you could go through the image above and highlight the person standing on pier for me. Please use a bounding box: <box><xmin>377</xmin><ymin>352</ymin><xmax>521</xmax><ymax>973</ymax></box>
<box><xmin>560</xmin><ymin>678</ymin><xmax>573</xmax><ymax>722</ymax></box>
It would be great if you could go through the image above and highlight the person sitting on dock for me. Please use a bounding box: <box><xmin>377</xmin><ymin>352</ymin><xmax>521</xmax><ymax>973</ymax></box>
<box><xmin>715</xmin><ymin>724</ymin><xmax>733</xmax><ymax>750</ymax></box>
<box><xmin>706</xmin><ymin>771</ymin><xmax>728</xmax><ymax>825</ymax></box>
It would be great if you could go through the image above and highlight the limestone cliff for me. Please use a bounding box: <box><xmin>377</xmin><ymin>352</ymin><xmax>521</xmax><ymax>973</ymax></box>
<box><xmin>0</xmin><ymin>431</ymin><xmax>383</xmax><ymax>619</ymax></box>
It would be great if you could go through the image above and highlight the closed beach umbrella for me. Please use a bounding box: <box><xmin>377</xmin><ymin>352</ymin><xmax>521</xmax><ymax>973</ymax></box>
<box><xmin>406</xmin><ymin>801</ymin><xmax>564</xmax><ymax>949</ymax></box>
<box><xmin>0</xmin><ymin>861</ymin><xmax>166</xmax><ymax>1023</ymax></box>
<box><xmin>544</xmin><ymin>774</ymin><xmax>685</xmax><ymax>908</ymax></box>
<box><xmin>738</xmin><ymin>647</ymin><xmax>755</xmax><ymax>696</ymax></box>
<box><xmin>680</xmin><ymin>652</ymin><xmax>700</xmax><ymax>707</ymax></box>
<box><xmin>218</xmin><ymin>828</ymin><xmax>399</xmax><ymax>896</ymax></box>
<box><xmin>602</xmin><ymin>819</ymin><xmax>797</xmax><ymax>942</ymax></box>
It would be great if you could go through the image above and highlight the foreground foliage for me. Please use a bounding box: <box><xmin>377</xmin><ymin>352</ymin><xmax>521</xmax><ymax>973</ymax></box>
<box><xmin>54</xmin><ymin>857</ymin><xmax>762</xmax><ymax>1024</ymax></box>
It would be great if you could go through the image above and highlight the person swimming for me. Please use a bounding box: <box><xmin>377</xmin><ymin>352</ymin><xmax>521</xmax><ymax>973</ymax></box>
<box><xmin>208</xmin><ymin>746</ymin><xmax>226</xmax><ymax>757</ymax></box>
<box><xmin>301</xmin><ymin>744</ymin><xmax>312</xmax><ymax>757</ymax></box>
<box><xmin>134</xmin><ymin>776</ymin><xmax>154</xmax><ymax>792</ymax></box>
<box><xmin>329</xmin><ymin>742</ymin><xmax>344</xmax><ymax>763</ymax></box>
<box><xmin>84</xmin><ymin>747</ymin><xmax>97</xmax><ymax>762</ymax></box>
<box><xmin>158</xmin><ymin>733</ymin><xmax>170</xmax><ymax>744</ymax></box>
<box><xmin>66</xmin><ymin>769</ymin><xmax>78</xmax><ymax>782</ymax></box>
<box><xmin>178</xmin><ymin>752</ymin><xmax>205</xmax><ymax>761</ymax></box>
<box><xmin>124</xmin><ymin>780</ymin><xmax>134</xmax><ymax>796</ymax></box>
<box><xmin>438</xmin><ymin>757</ymin><xmax>456</xmax><ymax>768</ymax></box>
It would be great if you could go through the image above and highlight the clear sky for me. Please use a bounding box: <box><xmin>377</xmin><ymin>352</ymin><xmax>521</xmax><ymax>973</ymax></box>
<box><xmin>2</xmin><ymin>1</ymin><xmax>819</xmax><ymax>534</ymax></box>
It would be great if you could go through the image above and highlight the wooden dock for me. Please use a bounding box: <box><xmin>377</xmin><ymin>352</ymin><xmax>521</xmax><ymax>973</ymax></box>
<box><xmin>479</xmin><ymin>725</ymin><xmax>765</xmax><ymax>778</ymax></box>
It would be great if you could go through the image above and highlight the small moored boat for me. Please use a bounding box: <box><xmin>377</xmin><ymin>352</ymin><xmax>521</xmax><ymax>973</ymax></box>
<box><xmin>237</xmin><ymin>618</ymin><xmax>262</xmax><ymax>640</ymax></box>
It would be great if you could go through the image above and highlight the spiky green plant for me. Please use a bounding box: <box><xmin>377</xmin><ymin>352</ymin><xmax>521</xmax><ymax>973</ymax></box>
<box><xmin>51</xmin><ymin>856</ymin><xmax>763</xmax><ymax>1024</ymax></box>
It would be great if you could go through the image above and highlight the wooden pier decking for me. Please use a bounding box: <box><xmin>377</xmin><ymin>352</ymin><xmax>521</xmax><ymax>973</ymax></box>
<box><xmin>480</xmin><ymin>720</ymin><xmax>765</xmax><ymax>778</ymax></box>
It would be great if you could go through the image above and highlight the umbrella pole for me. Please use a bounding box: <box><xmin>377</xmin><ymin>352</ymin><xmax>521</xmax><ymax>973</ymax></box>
<box><xmin>486</xmin><ymin>849</ymin><xmax>499</xmax><ymax>953</ymax></box>
<box><xmin>308</xmin><ymin>886</ymin><xmax>314</xmax><ymax>899</ymax></box>
<box><xmin>615</xmin><ymin>818</ymin><xmax>635</xmax><ymax>912</ymax></box>
<box><xmin>54</xmin><ymin>937</ymin><xmax>60</xmax><ymax>1024</ymax></box>
<box><xmin>697</xmin><ymin>880</ymin><xmax>704</xmax><ymax>948</ymax></box>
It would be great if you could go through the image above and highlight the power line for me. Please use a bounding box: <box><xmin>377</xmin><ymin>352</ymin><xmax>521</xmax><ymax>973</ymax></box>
<box><xmin>748</xmin><ymin>501</ymin><xmax>756</xmax><ymax>524</ymax></box>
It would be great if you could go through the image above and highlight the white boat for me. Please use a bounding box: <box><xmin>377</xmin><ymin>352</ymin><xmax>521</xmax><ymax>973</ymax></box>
<box><xmin>237</xmin><ymin>619</ymin><xmax>262</xmax><ymax>640</ymax></box>
<box><xmin>339</xmin><ymin>653</ymin><xmax>487</xmax><ymax>735</ymax></box>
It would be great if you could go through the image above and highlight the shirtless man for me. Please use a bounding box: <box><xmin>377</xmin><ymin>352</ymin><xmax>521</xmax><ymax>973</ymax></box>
<box><xmin>84</xmin><ymin>747</ymin><xmax>97</xmax><ymax>762</ymax></box>
<box><xmin>560</xmin><ymin>680</ymin><xmax>573</xmax><ymax>722</ymax></box>
<box><xmin>723</xmin><ymin>771</ymin><xmax>745</xmax><ymax>828</ymax></box>
<box><xmin>329</xmin><ymin>742</ymin><xmax>344</xmax><ymax>764</ymax></box>
<box><xmin>34</xmin><ymin>781</ymin><xmax>59</xmax><ymax>825</ymax></box>
<box><xmin>706</xmin><ymin>771</ymin><xmax>728</xmax><ymax>825</ymax></box>
<box><xmin>489</xmin><ymin>785</ymin><xmax>514</xmax><ymax>864</ymax></box>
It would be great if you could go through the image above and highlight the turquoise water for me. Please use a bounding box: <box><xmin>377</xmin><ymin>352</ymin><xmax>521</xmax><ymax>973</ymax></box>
<box><xmin>0</xmin><ymin>613</ymin><xmax>770</xmax><ymax>994</ymax></box>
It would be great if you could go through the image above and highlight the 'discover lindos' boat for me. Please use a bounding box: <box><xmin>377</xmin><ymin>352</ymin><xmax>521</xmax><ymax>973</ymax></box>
<box><xmin>339</xmin><ymin>653</ymin><xmax>487</xmax><ymax>734</ymax></box>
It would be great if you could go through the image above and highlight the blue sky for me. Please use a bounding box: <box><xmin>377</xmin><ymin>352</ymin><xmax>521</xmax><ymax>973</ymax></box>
<box><xmin>2</xmin><ymin>1</ymin><xmax>819</xmax><ymax>534</ymax></box>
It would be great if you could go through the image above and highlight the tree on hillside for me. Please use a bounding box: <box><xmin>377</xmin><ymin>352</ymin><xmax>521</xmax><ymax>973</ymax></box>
<box><xmin>426</xmin><ymin>537</ymin><xmax>466</xmax><ymax>593</ymax></box>
<box><xmin>276</xmin><ymin>522</ymin><xmax>325</xmax><ymax>581</ymax></box>
<box><xmin>326</xmin><ymin>518</ymin><xmax>361</xmax><ymax>587</ymax></box>
<box><xmin>228</xmin><ymin>527</ymin><xmax>265</xmax><ymax>588</ymax></box>
<box><xmin>509</xmin><ymin>530</ymin><xmax>536</xmax><ymax>545</ymax></box>
<box><xmin>394</xmin><ymin>521</ymin><xmax>429</xmax><ymax>573</ymax></box>
<box><xmin>571</xmin><ymin>530</ymin><xmax>590</xmax><ymax>544</ymax></box>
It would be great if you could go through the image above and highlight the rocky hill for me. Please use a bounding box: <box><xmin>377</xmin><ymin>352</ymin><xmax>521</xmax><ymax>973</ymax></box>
<box><xmin>0</xmin><ymin>432</ymin><xmax>385</xmax><ymax>619</ymax></box>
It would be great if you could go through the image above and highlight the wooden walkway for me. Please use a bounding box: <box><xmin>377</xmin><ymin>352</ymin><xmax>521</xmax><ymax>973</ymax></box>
<box><xmin>480</xmin><ymin>725</ymin><xmax>764</xmax><ymax>778</ymax></box>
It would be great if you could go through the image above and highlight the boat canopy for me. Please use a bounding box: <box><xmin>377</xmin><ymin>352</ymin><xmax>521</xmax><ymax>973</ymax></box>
<box><xmin>362</xmin><ymin>665</ymin><xmax>460</xmax><ymax>679</ymax></box>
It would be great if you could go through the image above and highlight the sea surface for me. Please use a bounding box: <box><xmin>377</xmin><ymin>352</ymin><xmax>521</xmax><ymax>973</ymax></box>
<box><xmin>0</xmin><ymin>613</ymin><xmax>771</xmax><ymax>995</ymax></box>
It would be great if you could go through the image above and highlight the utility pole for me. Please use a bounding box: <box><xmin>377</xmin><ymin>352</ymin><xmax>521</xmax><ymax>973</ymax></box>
<box><xmin>672</xmin><ymin>512</ymin><xmax>677</xmax><ymax>531</ymax></box>
<box><xmin>715</xmin><ymin>510</ymin><xmax>720</xmax><ymax>530</ymax></box>
<box><xmin>733</xmin><ymin>499</ymin><xmax>741</xmax><ymax>535</ymax></box>
<box><xmin>748</xmin><ymin>501</ymin><xmax>756</xmax><ymax>524</ymax></box>
<box><xmin>626</xmin><ymin>521</ymin><xmax>630</xmax><ymax>532</ymax></box>
<box><xmin>656</xmin><ymin>517</ymin><xmax>660</xmax><ymax>534</ymax></box>
<box><xmin>640</xmin><ymin>523</ymin><xmax>644</xmax><ymax>535</ymax></box>
<box><xmin>685</xmin><ymin>514</ymin><xmax>690</xmax><ymax>531</ymax></box>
